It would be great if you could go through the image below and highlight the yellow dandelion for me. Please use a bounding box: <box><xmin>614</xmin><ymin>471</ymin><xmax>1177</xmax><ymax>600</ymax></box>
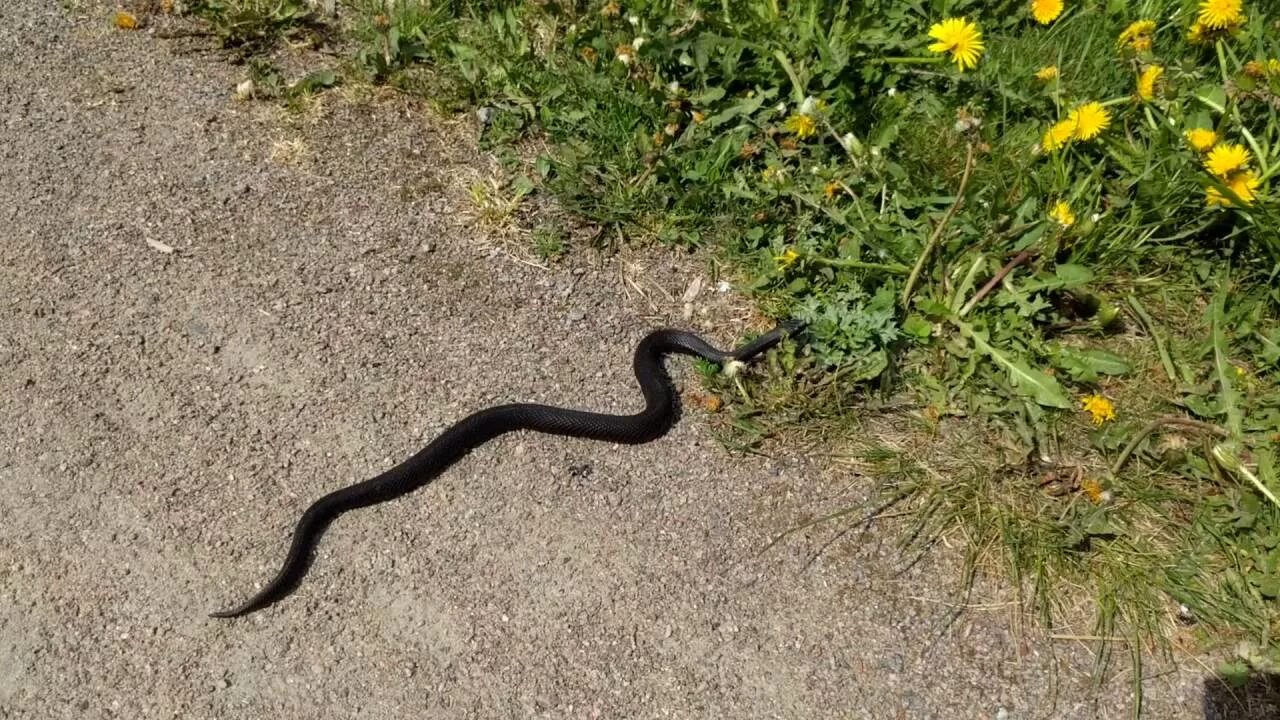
<box><xmin>1067</xmin><ymin>102</ymin><xmax>1110</xmax><ymax>141</ymax></box>
<box><xmin>1137</xmin><ymin>65</ymin><xmax>1164</xmax><ymax>101</ymax></box>
<box><xmin>1118</xmin><ymin>19</ymin><xmax>1156</xmax><ymax>49</ymax></box>
<box><xmin>691</xmin><ymin>110</ymin><xmax>707</xmax><ymax>123</ymax></box>
<box><xmin>600</xmin><ymin>1</ymin><xmax>621</xmax><ymax>17</ymax></box>
<box><xmin>1081</xmin><ymin>394</ymin><xmax>1116</xmax><ymax>425</ymax></box>
<box><xmin>1035</xmin><ymin>65</ymin><xmax>1060</xmax><ymax>81</ymax></box>
<box><xmin>1031</xmin><ymin>0</ymin><xmax>1063</xmax><ymax>24</ymax></box>
<box><xmin>1269</xmin><ymin>59</ymin><xmax>1280</xmax><ymax>76</ymax></box>
<box><xmin>1042</xmin><ymin>119</ymin><xmax>1076</xmax><ymax>152</ymax></box>
<box><xmin>1206</xmin><ymin>170</ymin><xmax>1261</xmax><ymax>207</ymax></box>
<box><xmin>1205</xmin><ymin>143</ymin><xmax>1251</xmax><ymax>177</ymax></box>
<box><xmin>114</xmin><ymin>10</ymin><xmax>139</xmax><ymax>29</ymax></box>
<box><xmin>1185</xmin><ymin>128</ymin><xmax>1218</xmax><ymax>152</ymax></box>
<box><xmin>1081</xmin><ymin>478</ymin><xmax>1106</xmax><ymax>504</ymax></box>
<box><xmin>1049</xmin><ymin>201</ymin><xmax>1076</xmax><ymax>227</ymax></box>
<box><xmin>1243</xmin><ymin>60</ymin><xmax>1266</xmax><ymax>78</ymax></box>
<box><xmin>774</xmin><ymin>248</ymin><xmax>800</xmax><ymax>269</ymax></box>
<box><xmin>784</xmin><ymin>113</ymin><xmax>818</xmax><ymax>139</ymax></box>
<box><xmin>824</xmin><ymin>181</ymin><xmax>842</xmax><ymax>200</ymax></box>
<box><xmin>1197</xmin><ymin>0</ymin><xmax>1244</xmax><ymax>29</ymax></box>
<box><xmin>761</xmin><ymin>166</ymin><xmax>786</xmax><ymax>184</ymax></box>
<box><xmin>928</xmin><ymin>17</ymin><xmax>985</xmax><ymax>71</ymax></box>
<box><xmin>1187</xmin><ymin>19</ymin><xmax>1210</xmax><ymax>45</ymax></box>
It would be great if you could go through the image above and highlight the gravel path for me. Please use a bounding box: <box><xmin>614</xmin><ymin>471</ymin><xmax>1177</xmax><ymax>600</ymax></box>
<box><xmin>0</xmin><ymin>3</ymin><xmax>1246</xmax><ymax>718</ymax></box>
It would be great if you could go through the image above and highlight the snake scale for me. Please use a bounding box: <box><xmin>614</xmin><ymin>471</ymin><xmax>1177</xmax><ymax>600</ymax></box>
<box><xmin>212</xmin><ymin>321</ymin><xmax>801</xmax><ymax>618</ymax></box>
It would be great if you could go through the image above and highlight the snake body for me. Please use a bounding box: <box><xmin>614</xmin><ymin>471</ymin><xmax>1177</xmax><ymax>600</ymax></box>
<box><xmin>212</xmin><ymin>322</ymin><xmax>799</xmax><ymax>618</ymax></box>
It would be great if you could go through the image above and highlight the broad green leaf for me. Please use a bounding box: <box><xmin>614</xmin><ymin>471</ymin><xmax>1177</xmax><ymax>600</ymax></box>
<box><xmin>1054</xmin><ymin>263</ymin><xmax>1094</xmax><ymax>287</ymax></box>
<box><xmin>902</xmin><ymin>315</ymin><xmax>932</xmax><ymax>340</ymax></box>
<box><xmin>958</xmin><ymin>321</ymin><xmax>1073</xmax><ymax>409</ymax></box>
<box><xmin>691</xmin><ymin>87</ymin><xmax>726</xmax><ymax>105</ymax></box>
<box><xmin>1020</xmin><ymin>264</ymin><xmax>1095</xmax><ymax>293</ymax></box>
<box><xmin>1195</xmin><ymin>83</ymin><xmax>1227</xmax><ymax>113</ymax></box>
<box><xmin>1076</xmin><ymin>349</ymin><xmax>1131</xmax><ymax>375</ymax></box>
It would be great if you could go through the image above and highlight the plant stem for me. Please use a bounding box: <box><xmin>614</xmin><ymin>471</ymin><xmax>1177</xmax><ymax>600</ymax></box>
<box><xmin>958</xmin><ymin>249</ymin><xmax>1036</xmax><ymax>317</ymax></box>
<box><xmin>809</xmin><ymin>257</ymin><xmax>910</xmax><ymax>274</ymax></box>
<box><xmin>902</xmin><ymin>142</ymin><xmax>976</xmax><ymax>308</ymax></box>
<box><xmin>1110</xmin><ymin>416</ymin><xmax>1228</xmax><ymax>476</ymax></box>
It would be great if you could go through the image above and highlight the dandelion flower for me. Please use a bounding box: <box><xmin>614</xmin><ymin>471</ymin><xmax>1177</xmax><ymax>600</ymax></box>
<box><xmin>761</xmin><ymin>166</ymin><xmax>787</xmax><ymax>184</ymax></box>
<box><xmin>1187</xmin><ymin>19</ymin><xmax>1210</xmax><ymax>45</ymax></box>
<box><xmin>1081</xmin><ymin>478</ymin><xmax>1106</xmax><ymax>504</ymax></box>
<box><xmin>784</xmin><ymin>113</ymin><xmax>818</xmax><ymax>139</ymax></box>
<box><xmin>614</xmin><ymin>43</ymin><xmax>635</xmax><ymax>65</ymax></box>
<box><xmin>1205</xmin><ymin>143</ymin><xmax>1251</xmax><ymax>177</ymax></box>
<box><xmin>1243</xmin><ymin>61</ymin><xmax>1266</xmax><ymax>78</ymax></box>
<box><xmin>1031</xmin><ymin>0</ymin><xmax>1063</xmax><ymax>24</ymax></box>
<box><xmin>774</xmin><ymin>248</ymin><xmax>800</xmax><ymax>269</ymax></box>
<box><xmin>1185</xmin><ymin>128</ymin><xmax>1218</xmax><ymax>152</ymax></box>
<box><xmin>928</xmin><ymin>17</ymin><xmax>985</xmax><ymax>71</ymax></box>
<box><xmin>824</xmin><ymin>181</ymin><xmax>841</xmax><ymax>200</ymax></box>
<box><xmin>1197</xmin><ymin>0</ymin><xmax>1244</xmax><ymax>29</ymax></box>
<box><xmin>1269</xmin><ymin>59</ymin><xmax>1280</xmax><ymax>76</ymax></box>
<box><xmin>1118</xmin><ymin>19</ymin><xmax>1156</xmax><ymax>49</ymax></box>
<box><xmin>1049</xmin><ymin>201</ymin><xmax>1076</xmax><ymax>227</ymax></box>
<box><xmin>1137</xmin><ymin>65</ymin><xmax>1163</xmax><ymax>101</ymax></box>
<box><xmin>1035</xmin><ymin>65</ymin><xmax>1059</xmax><ymax>81</ymax></box>
<box><xmin>600</xmin><ymin>1</ymin><xmax>621</xmax><ymax>17</ymax></box>
<box><xmin>1206</xmin><ymin>170</ymin><xmax>1261</xmax><ymax>207</ymax></box>
<box><xmin>114</xmin><ymin>10</ymin><xmax>139</xmax><ymax>29</ymax></box>
<box><xmin>1067</xmin><ymin>102</ymin><xmax>1110</xmax><ymax>141</ymax></box>
<box><xmin>1081</xmin><ymin>394</ymin><xmax>1116</xmax><ymax>425</ymax></box>
<box><xmin>1042</xmin><ymin>119</ymin><xmax>1076</xmax><ymax>152</ymax></box>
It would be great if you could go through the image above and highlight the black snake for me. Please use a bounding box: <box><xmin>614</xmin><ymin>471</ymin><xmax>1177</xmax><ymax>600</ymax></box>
<box><xmin>212</xmin><ymin>321</ymin><xmax>801</xmax><ymax>618</ymax></box>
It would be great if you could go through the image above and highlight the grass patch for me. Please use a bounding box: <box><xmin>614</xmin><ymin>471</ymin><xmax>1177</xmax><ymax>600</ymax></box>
<box><xmin>185</xmin><ymin>0</ymin><xmax>327</xmax><ymax>53</ymax></box>
<box><xmin>170</xmin><ymin>0</ymin><xmax>1280</xmax><ymax>709</ymax></box>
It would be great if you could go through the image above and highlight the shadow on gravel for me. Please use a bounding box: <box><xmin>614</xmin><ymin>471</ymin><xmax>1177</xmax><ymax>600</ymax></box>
<box><xmin>1203</xmin><ymin>673</ymin><xmax>1280</xmax><ymax>719</ymax></box>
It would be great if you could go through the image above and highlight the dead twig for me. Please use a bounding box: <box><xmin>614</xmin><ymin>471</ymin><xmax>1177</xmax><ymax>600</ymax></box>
<box><xmin>958</xmin><ymin>249</ymin><xmax>1037</xmax><ymax>316</ymax></box>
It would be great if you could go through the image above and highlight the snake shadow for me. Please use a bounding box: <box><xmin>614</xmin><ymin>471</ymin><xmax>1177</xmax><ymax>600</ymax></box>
<box><xmin>1203</xmin><ymin>672</ymin><xmax>1280</xmax><ymax>719</ymax></box>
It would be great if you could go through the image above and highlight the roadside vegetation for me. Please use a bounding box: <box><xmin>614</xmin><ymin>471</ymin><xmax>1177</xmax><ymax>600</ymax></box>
<box><xmin>121</xmin><ymin>0</ymin><xmax>1280</xmax><ymax>708</ymax></box>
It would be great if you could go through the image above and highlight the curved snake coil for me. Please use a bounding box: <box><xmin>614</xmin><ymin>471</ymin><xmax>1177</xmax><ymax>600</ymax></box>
<box><xmin>212</xmin><ymin>322</ymin><xmax>801</xmax><ymax>618</ymax></box>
